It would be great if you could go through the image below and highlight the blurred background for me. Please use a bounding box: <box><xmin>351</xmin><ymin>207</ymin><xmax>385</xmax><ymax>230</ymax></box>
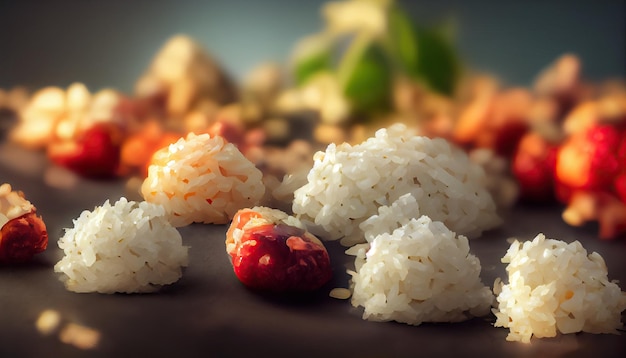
<box><xmin>0</xmin><ymin>0</ymin><xmax>624</xmax><ymax>93</ymax></box>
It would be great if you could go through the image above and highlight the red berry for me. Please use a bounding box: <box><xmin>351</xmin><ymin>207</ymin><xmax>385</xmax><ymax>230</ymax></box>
<box><xmin>226</xmin><ymin>208</ymin><xmax>332</xmax><ymax>292</ymax></box>
<box><xmin>0</xmin><ymin>212</ymin><xmax>48</xmax><ymax>264</ymax></box>
<box><xmin>48</xmin><ymin>123</ymin><xmax>121</xmax><ymax>178</ymax></box>
<box><xmin>555</xmin><ymin>124</ymin><xmax>623</xmax><ymax>193</ymax></box>
<box><xmin>511</xmin><ymin>132</ymin><xmax>557</xmax><ymax>203</ymax></box>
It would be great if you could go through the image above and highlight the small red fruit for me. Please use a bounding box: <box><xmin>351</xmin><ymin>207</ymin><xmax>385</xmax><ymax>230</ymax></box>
<box><xmin>511</xmin><ymin>132</ymin><xmax>558</xmax><ymax>203</ymax></box>
<box><xmin>225</xmin><ymin>207</ymin><xmax>332</xmax><ymax>292</ymax></box>
<box><xmin>48</xmin><ymin>123</ymin><xmax>122</xmax><ymax>178</ymax></box>
<box><xmin>0</xmin><ymin>212</ymin><xmax>48</xmax><ymax>264</ymax></box>
<box><xmin>0</xmin><ymin>184</ymin><xmax>48</xmax><ymax>264</ymax></box>
<box><xmin>555</xmin><ymin>124</ymin><xmax>623</xmax><ymax>195</ymax></box>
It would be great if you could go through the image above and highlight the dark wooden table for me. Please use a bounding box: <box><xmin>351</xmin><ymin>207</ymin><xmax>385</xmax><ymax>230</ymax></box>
<box><xmin>1</xmin><ymin>140</ymin><xmax>625</xmax><ymax>358</ymax></box>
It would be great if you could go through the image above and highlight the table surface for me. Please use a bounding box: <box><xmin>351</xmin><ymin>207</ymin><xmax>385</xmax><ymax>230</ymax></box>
<box><xmin>1</xmin><ymin>139</ymin><xmax>625</xmax><ymax>358</ymax></box>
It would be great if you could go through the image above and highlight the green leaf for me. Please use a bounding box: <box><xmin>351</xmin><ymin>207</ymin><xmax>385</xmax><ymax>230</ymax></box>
<box><xmin>387</xmin><ymin>6</ymin><xmax>461</xmax><ymax>96</ymax></box>
<box><xmin>413</xmin><ymin>25</ymin><xmax>461</xmax><ymax>96</ymax></box>
<box><xmin>291</xmin><ymin>35</ymin><xmax>334</xmax><ymax>86</ymax></box>
<box><xmin>338</xmin><ymin>35</ymin><xmax>392</xmax><ymax>116</ymax></box>
<box><xmin>386</xmin><ymin>6</ymin><xmax>419</xmax><ymax>76</ymax></box>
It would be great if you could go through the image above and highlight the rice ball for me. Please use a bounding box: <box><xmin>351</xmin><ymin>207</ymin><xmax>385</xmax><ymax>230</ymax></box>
<box><xmin>54</xmin><ymin>197</ymin><xmax>189</xmax><ymax>294</ymax></box>
<box><xmin>358</xmin><ymin>193</ymin><xmax>419</xmax><ymax>242</ymax></box>
<box><xmin>292</xmin><ymin>123</ymin><xmax>501</xmax><ymax>246</ymax></box>
<box><xmin>346</xmin><ymin>215</ymin><xmax>494</xmax><ymax>325</ymax></box>
<box><xmin>493</xmin><ymin>233</ymin><xmax>626</xmax><ymax>343</ymax></box>
<box><xmin>141</xmin><ymin>132</ymin><xmax>265</xmax><ymax>226</ymax></box>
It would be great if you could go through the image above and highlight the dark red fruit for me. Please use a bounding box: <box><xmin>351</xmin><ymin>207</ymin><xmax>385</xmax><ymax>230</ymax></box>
<box><xmin>48</xmin><ymin>123</ymin><xmax>122</xmax><ymax>178</ymax></box>
<box><xmin>555</xmin><ymin>124</ymin><xmax>623</xmax><ymax>194</ymax></box>
<box><xmin>0</xmin><ymin>212</ymin><xmax>48</xmax><ymax>264</ymax></box>
<box><xmin>511</xmin><ymin>132</ymin><xmax>558</xmax><ymax>203</ymax></box>
<box><xmin>226</xmin><ymin>208</ymin><xmax>332</xmax><ymax>292</ymax></box>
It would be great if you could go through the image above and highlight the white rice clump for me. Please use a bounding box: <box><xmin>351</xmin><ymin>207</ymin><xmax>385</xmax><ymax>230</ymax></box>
<box><xmin>347</xmin><ymin>207</ymin><xmax>494</xmax><ymax>325</ymax></box>
<box><xmin>54</xmin><ymin>197</ymin><xmax>189</xmax><ymax>294</ymax></box>
<box><xmin>359</xmin><ymin>193</ymin><xmax>419</xmax><ymax>242</ymax></box>
<box><xmin>292</xmin><ymin>123</ymin><xmax>501</xmax><ymax>246</ymax></box>
<box><xmin>493</xmin><ymin>233</ymin><xmax>626</xmax><ymax>343</ymax></box>
<box><xmin>141</xmin><ymin>132</ymin><xmax>265</xmax><ymax>226</ymax></box>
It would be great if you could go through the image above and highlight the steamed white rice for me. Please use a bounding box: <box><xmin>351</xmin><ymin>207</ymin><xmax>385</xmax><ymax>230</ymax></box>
<box><xmin>358</xmin><ymin>193</ymin><xmax>419</xmax><ymax>242</ymax></box>
<box><xmin>141</xmin><ymin>132</ymin><xmax>265</xmax><ymax>227</ymax></box>
<box><xmin>292</xmin><ymin>123</ymin><xmax>501</xmax><ymax>246</ymax></box>
<box><xmin>347</xmin><ymin>208</ymin><xmax>494</xmax><ymax>325</ymax></box>
<box><xmin>54</xmin><ymin>197</ymin><xmax>189</xmax><ymax>294</ymax></box>
<box><xmin>493</xmin><ymin>233</ymin><xmax>626</xmax><ymax>343</ymax></box>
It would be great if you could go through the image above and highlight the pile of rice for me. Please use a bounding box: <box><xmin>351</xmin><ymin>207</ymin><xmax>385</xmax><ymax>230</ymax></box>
<box><xmin>54</xmin><ymin>197</ymin><xmax>189</xmax><ymax>294</ymax></box>
<box><xmin>358</xmin><ymin>193</ymin><xmax>419</xmax><ymax>242</ymax></box>
<box><xmin>493</xmin><ymin>233</ymin><xmax>626</xmax><ymax>343</ymax></box>
<box><xmin>141</xmin><ymin>132</ymin><xmax>265</xmax><ymax>227</ymax></box>
<box><xmin>346</xmin><ymin>196</ymin><xmax>494</xmax><ymax>324</ymax></box>
<box><xmin>292</xmin><ymin>123</ymin><xmax>501</xmax><ymax>246</ymax></box>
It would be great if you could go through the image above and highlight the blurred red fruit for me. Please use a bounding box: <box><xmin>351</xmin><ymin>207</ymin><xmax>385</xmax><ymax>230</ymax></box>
<box><xmin>511</xmin><ymin>132</ymin><xmax>558</xmax><ymax>203</ymax></box>
<box><xmin>48</xmin><ymin>123</ymin><xmax>122</xmax><ymax>178</ymax></box>
<box><xmin>555</xmin><ymin>124</ymin><xmax>623</xmax><ymax>196</ymax></box>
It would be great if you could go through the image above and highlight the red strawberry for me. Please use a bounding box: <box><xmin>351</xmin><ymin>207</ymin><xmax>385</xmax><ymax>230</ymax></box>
<box><xmin>511</xmin><ymin>132</ymin><xmax>558</xmax><ymax>203</ymax></box>
<box><xmin>48</xmin><ymin>123</ymin><xmax>122</xmax><ymax>178</ymax></box>
<box><xmin>555</xmin><ymin>124</ymin><xmax>623</xmax><ymax>200</ymax></box>
<box><xmin>226</xmin><ymin>208</ymin><xmax>332</xmax><ymax>292</ymax></box>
